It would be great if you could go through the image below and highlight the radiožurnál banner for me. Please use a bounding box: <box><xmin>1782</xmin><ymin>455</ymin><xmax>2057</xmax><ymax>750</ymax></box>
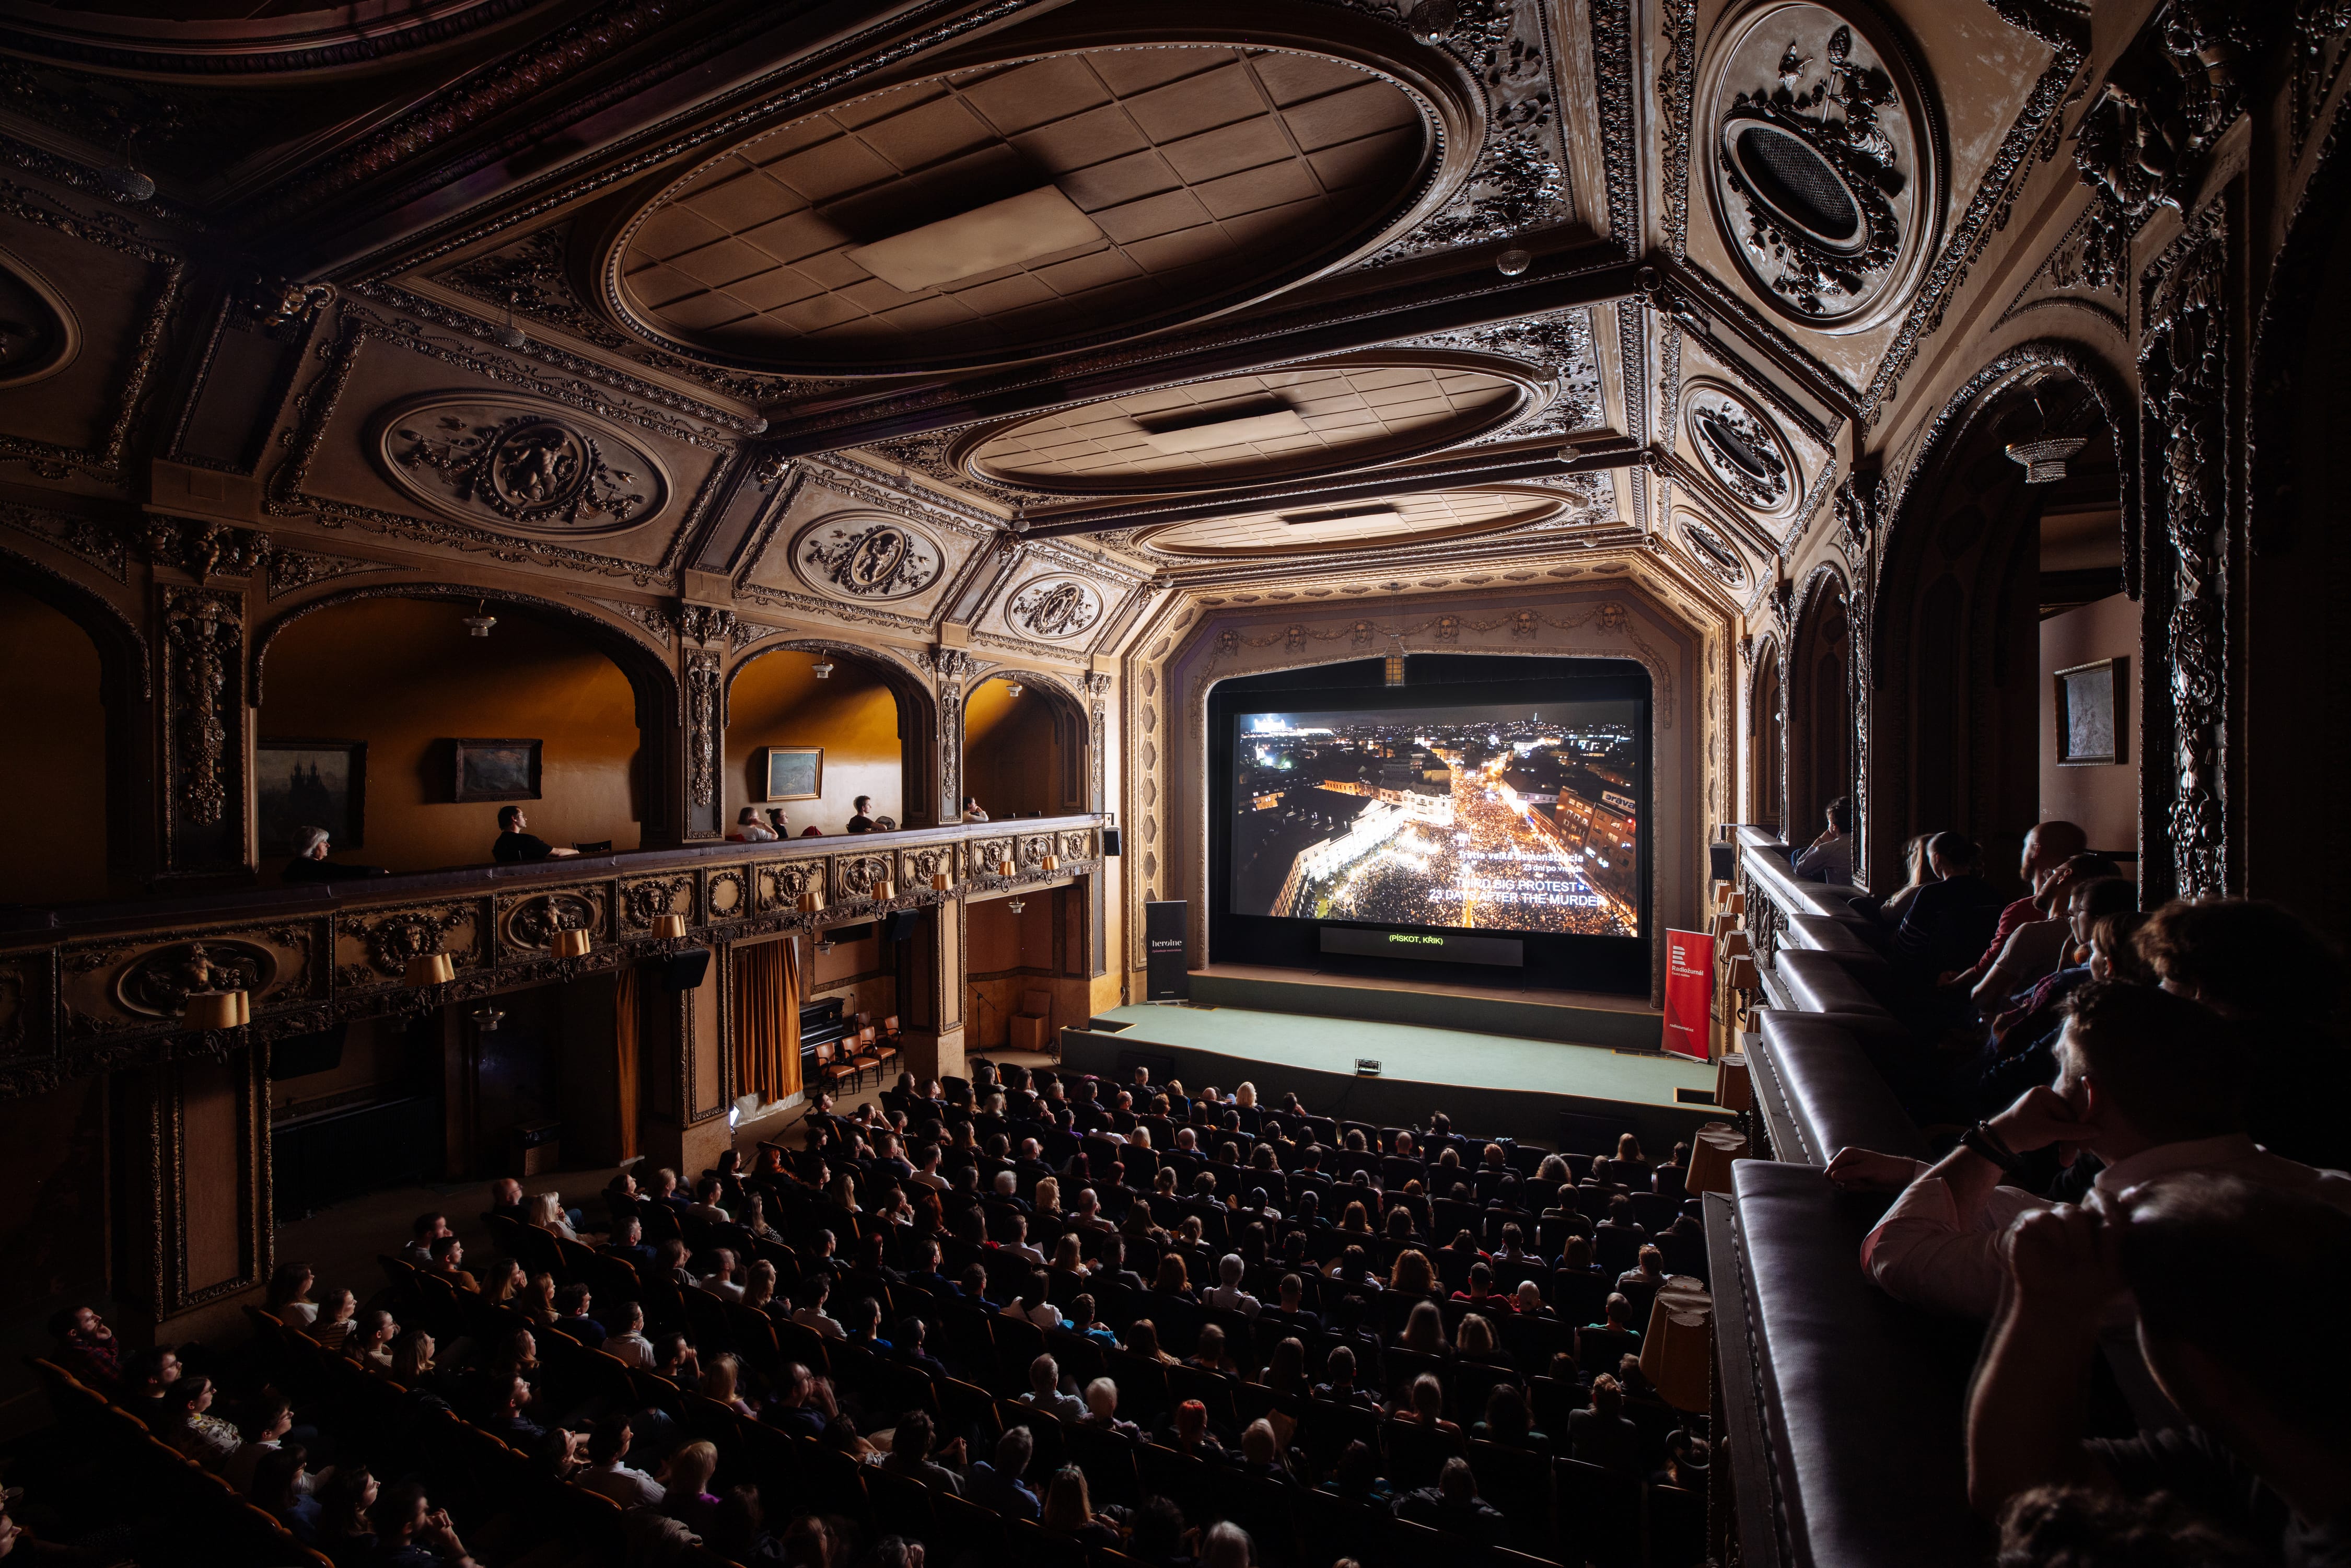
<box><xmin>1662</xmin><ymin>927</ymin><xmax>1714</xmax><ymax>1062</ymax></box>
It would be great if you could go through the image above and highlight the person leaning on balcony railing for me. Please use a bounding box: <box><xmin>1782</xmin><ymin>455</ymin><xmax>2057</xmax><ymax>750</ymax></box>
<box><xmin>281</xmin><ymin>824</ymin><xmax>388</xmax><ymax>882</ymax></box>
<box><xmin>493</xmin><ymin>804</ymin><xmax>577</xmax><ymax>863</ymax></box>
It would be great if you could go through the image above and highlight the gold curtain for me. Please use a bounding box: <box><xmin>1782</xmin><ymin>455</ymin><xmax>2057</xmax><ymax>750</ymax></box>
<box><xmin>731</xmin><ymin>938</ymin><xmax>801</xmax><ymax>1106</ymax></box>
<box><xmin>614</xmin><ymin>962</ymin><xmax>642</xmax><ymax>1160</ymax></box>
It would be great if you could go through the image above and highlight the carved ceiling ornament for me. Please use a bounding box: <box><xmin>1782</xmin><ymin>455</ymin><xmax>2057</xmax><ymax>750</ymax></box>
<box><xmin>373</xmin><ymin>394</ymin><xmax>670</xmax><ymax>536</ymax></box>
<box><xmin>1677</xmin><ymin>513</ymin><xmax>1749</xmax><ymax>587</ymax></box>
<box><xmin>0</xmin><ymin>243</ymin><xmax>77</xmax><ymax>390</ymax></box>
<box><xmin>1700</xmin><ymin>2</ymin><xmax>1941</xmax><ymax>331</ymax></box>
<box><xmin>1682</xmin><ymin>379</ymin><xmax>1797</xmax><ymax>517</ymax></box>
<box><xmin>1004</xmin><ymin>576</ymin><xmax>1105</xmax><ymax>642</ymax></box>
<box><xmin>792</xmin><ymin>514</ymin><xmax>946</xmax><ymax>602</ymax></box>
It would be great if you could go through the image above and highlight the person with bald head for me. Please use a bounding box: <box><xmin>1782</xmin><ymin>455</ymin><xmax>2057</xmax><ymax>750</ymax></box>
<box><xmin>1945</xmin><ymin>820</ymin><xmax>2089</xmax><ymax>991</ymax></box>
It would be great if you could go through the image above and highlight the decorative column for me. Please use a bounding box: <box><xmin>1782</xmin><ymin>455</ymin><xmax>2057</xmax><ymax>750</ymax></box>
<box><xmin>112</xmin><ymin>1037</ymin><xmax>271</xmax><ymax>1342</ymax></box>
<box><xmin>158</xmin><ymin>582</ymin><xmax>250</xmax><ymax>880</ymax></box>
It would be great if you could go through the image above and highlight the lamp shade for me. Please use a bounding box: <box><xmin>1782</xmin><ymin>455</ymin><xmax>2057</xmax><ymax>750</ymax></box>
<box><xmin>797</xmin><ymin>890</ymin><xmax>824</xmax><ymax>914</ymax></box>
<box><xmin>870</xmin><ymin>879</ymin><xmax>894</xmax><ymax>902</ymax></box>
<box><xmin>1726</xmin><ymin>956</ymin><xmax>1760</xmax><ymax>992</ymax></box>
<box><xmin>996</xmin><ymin>858</ymin><xmax>1017</xmax><ymax>877</ymax></box>
<box><xmin>932</xmin><ymin>871</ymin><xmax>953</xmax><ymax>892</ymax></box>
<box><xmin>552</xmin><ymin>929</ymin><xmax>592</xmax><ymax>959</ymax></box>
<box><xmin>235</xmin><ymin>989</ymin><xmax>252</xmax><ymax>1026</ymax></box>
<box><xmin>1686</xmin><ymin>1121</ymin><xmax>1749</xmax><ymax>1195</ymax></box>
<box><xmin>1714</xmin><ymin>881</ymin><xmax>1736</xmax><ymax>910</ymax></box>
<box><xmin>1726</xmin><ymin>890</ymin><xmax>1745</xmax><ymax>915</ymax></box>
<box><xmin>182</xmin><ymin>991</ymin><xmax>245</xmax><ymax>1031</ymax></box>
<box><xmin>1040</xmin><ymin>853</ymin><xmax>1060</xmax><ymax>872</ymax></box>
<box><xmin>403</xmin><ymin>954</ymin><xmax>455</xmax><ymax>988</ymax></box>
<box><xmin>1716</xmin><ymin>1052</ymin><xmax>1753</xmax><ymax>1113</ymax></box>
<box><xmin>1718</xmin><ymin>930</ymin><xmax>1752</xmax><ymax>959</ymax></box>
<box><xmin>651</xmin><ymin>913</ymin><xmax>688</xmax><ymax>939</ymax></box>
<box><xmin>1639</xmin><ymin>1295</ymin><xmax>1715</xmax><ymax>1413</ymax></box>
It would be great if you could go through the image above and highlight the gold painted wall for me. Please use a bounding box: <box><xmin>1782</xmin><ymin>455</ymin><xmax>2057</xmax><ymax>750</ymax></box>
<box><xmin>259</xmin><ymin>598</ymin><xmax>644</xmax><ymax>875</ymax></box>
<box><xmin>964</xmin><ymin>677</ymin><xmax>1064</xmax><ymax>819</ymax></box>
<box><xmin>0</xmin><ymin>582</ymin><xmax>109</xmax><ymax>905</ymax></box>
<box><xmin>727</xmin><ymin>650</ymin><xmax>904</xmax><ymax>835</ymax></box>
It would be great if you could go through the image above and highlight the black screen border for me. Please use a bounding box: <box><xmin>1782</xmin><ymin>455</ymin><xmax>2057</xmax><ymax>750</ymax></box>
<box><xmin>1207</xmin><ymin>654</ymin><xmax>1652</xmax><ymax>996</ymax></box>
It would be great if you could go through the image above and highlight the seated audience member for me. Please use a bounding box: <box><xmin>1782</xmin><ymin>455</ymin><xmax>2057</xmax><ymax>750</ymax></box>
<box><xmin>251</xmin><ymin>1444</ymin><xmax>321</xmax><ymax>1542</ymax></box>
<box><xmin>526</xmin><ymin>1189</ymin><xmax>593</xmax><ymax>1243</ymax></box>
<box><xmin>659</xmin><ymin>1442</ymin><xmax>724</xmax><ymax>1534</ymax></box>
<box><xmin>967</xmin><ymin>1426</ymin><xmax>1040</xmax><ymax>1519</ymax></box>
<box><xmin>550</xmin><ymin>1285</ymin><xmax>604</xmax><ymax>1349</ymax></box>
<box><xmin>1039</xmin><ymin>1465</ymin><xmax>1119</xmax><ymax>1547</ymax></box>
<box><xmin>882</xmin><ymin>1410</ymin><xmax>964</xmax><ymax>1494</ymax></box>
<box><xmin>491</xmin><ymin>804</ymin><xmax>578</xmax><ymax>863</ymax></box>
<box><xmin>1832</xmin><ymin>981</ymin><xmax>2351</xmax><ymax>1319</ymax></box>
<box><xmin>267</xmin><ymin>1261</ymin><xmax>320</xmax><ymax>1325</ymax></box>
<box><xmin>1967</xmin><ymin>1177</ymin><xmax>2351</xmax><ymax>1566</ymax></box>
<box><xmin>1396</xmin><ymin>1457</ymin><xmax>1508</xmax><ymax>1545</ymax></box>
<box><xmin>846</xmin><ymin>796</ymin><xmax>876</xmax><ymax>834</ymax></box>
<box><xmin>790</xmin><ymin>1276</ymin><xmax>844</xmax><ymax>1339</ymax></box>
<box><xmin>602</xmin><ymin>1302</ymin><xmax>654</xmax><ymax>1369</ymax></box>
<box><xmin>1790</xmin><ymin>796</ymin><xmax>1855</xmax><ymax>885</ymax></box>
<box><xmin>313</xmin><ymin>1465</ymin><xmax>378</xmax><ymax>1562</ymax></box>
<box><xmin>1162</xmin><ymin>1398</ymin><xmax>1225</xmax><ymax>1460</ymax></box>
<box><xmin>1475</xmin><ymin>1384</ymin><xmax>1549</xmax><ymax>1450</ymax></box>
<box><xmin>963</xmin><ymin>796</ymin><xmax>990</xmax><ymax>822</ymax></box>
<box><xmin>1946</xmin><ymin>821</ymin><xmax>2091</xmax><ymax>992</ymax></box>
<box><xmin>2135</xmin><ymin>896</ymin><xmax>2351</xmax><ymax>1170</ymax></box>
<box><xmin>600</xmin><ymin>1216</ymin><xmax>657</xmax><ymax>1273</ymax></box>
<box><xmin>424</xmin><ymin>1234</ymin><xmax>476</xmax><ymax>1290</ymax></box>
<box><xmin>1969</xmin><ymin>853</ymin><xmax>2124</xmax><ymax>1010</ymax></box>
<box><xmin>400</xmin><ymin>1213</ymin><xmax>451</xmax><ymax>1267</ymax></box>
<box><xmin>1206</xmin><ymin>1252</ymin><xmax>1262</xmax><ymax>1315</ymax></box>
<box><xmin>348</xmin><ymin>1309</ymin><xmax>399</xmax><ymax>1372</ymax></box>
<box><xmin>732</xmin><ymin>806</ymin><xmax>779</xmax><ymax>843</ymax></box>
<box><xmin>1022</xmin><ymin>1353</ymin><xmax>1087</xmax><ymax>1421</ymax></box>
<box><xmin>225</xmin><ymin>1393</ymin><xmax>301</xmax><ymax>1491</ymax></box>
<box><xmin>579</xmin><ymin>1419</ymin><xmax>664</xmax><ymax>1507</ymax></box>
<box><xmin>167</xmin><ymin>1376</ymin><xmax>241</xmax><ymax>1468</ymax></box>
<box><xmin>369</xmin><ymin>1481</ymin><xmax>478</xmax><ymax>1568</ymax></box>
<box><xmin>307</xmin><ymin>1287</ymin><xmax>359</xmax><ymax>1352</ymax></box>
<box><xmin>1891</xmin><ymin>831</ymin><xmax>2008</xmax><ymax>981</ymax></box>
<box><xmin>1566</xmin><ymin>1375</ymin><xmax>1640</xmax><ymax>1473</ymax></box>
<box><xmin>48</xmin><ymin>1305</ymin><xmax>119</xmax><ymax>1388</ymax></box>
<box><xmin>281</xmin><ymin>824</ymin><xmax>387</xmax><ymax>882</ymax></box>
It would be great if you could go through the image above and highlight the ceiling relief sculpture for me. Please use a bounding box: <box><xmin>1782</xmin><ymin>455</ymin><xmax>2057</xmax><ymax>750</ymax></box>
<box><xmin>605</xmin><ymin>18</ymin><xmax>1480</xmax><ymax>376</ymax></box>
<box><xmin>0</xmin><ymin>247</ymin><xmax>76</xmax><ymax>389</ymax></box>
<box><xmin>371</xmin><ymin>396</ymin><xmax>671</xmax><ymax>536</ymax></box>
<box><xmin>1701</xmin><ymin>3</ymin><xmax>1940</xmax><ymax>331</ymax></box>
<box><xmin>1683</xmin><ymin>379</ymin><xmax>1797</xmax><ymax>518</ymax></box>
<box><xmin>1139</xmin><ymin>484</ymin><xmax>1570</xmax><ymax>559</ymax></box>
<box><xmin>793</xmin><ymin>514</ymin><xmax>947</xmax><ymax>601</ymax></box>
<box><xmin>957</xmin><ymin>352</ymin><xmax>1535</xmax><ymax>495</ymax></box>
<box><xmin>1677</xmin><ymin>511</ymin><xmax>1750</xmax><ymax>588</ymax></box>
<box><xmin>1002</xmin><ymin>574</ymin><xmax>1107</xmax><ymax>641</ymax></box>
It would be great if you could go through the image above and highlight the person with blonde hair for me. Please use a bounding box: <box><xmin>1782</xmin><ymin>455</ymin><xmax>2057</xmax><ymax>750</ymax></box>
<box><xmin>1398</xmin><ymin>1298</ymin><xmax>1450</xmax><ymax>1357</ymax></box>
<box><xmin>518</xmin><ymin>1271</ymin><xmax>558</xmax><ymax>1324</ymax></box>
<box><xmin>526</xmin><ymin>1190</ymin><xmax>592</xmax><ymax>1244</ymax></box>
<box><xmin>307</xmin><ymin>1288</ymin><xmax>359</xmax><ymax>1353</ymax></box>
<box><xmin>1034</xmin><ymin>1175</ymin><xmax>1062</xmax><ymax>1215</ymax></box>
<box><xmin>700</xmin><ymin>1353</ymin><xmax>755</xmax><ymax>1416</ymax></box>
<box><xmin>660</xmin><ymin>1440</ymin><xmax>723</xmax><ymax>1534</ymax></box>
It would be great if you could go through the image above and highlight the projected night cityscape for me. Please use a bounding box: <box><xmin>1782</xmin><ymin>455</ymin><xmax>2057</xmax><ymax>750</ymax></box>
<box><xmin>1228</xmin><ymin>700</ymin><xmax>1642</xmax><ymax>937</ymax></box>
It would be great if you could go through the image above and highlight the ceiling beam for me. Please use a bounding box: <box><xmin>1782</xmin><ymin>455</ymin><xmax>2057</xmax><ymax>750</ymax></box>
<box><xmin>753</xmin><ymin>255</ymin><xmax>1649</xmax><ymax>460</ymax></box>
<box><xmin>1017</xmin><ymin>438</ymin><xmax>1651</xmax><ymax>540</ymax></box>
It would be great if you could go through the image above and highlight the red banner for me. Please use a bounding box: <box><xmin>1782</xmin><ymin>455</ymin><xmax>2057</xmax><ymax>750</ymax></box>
<box><xmin>1662</xmin><ymin>928</ymin><xmax>1714</xmax><ymax>1063</ymax></box>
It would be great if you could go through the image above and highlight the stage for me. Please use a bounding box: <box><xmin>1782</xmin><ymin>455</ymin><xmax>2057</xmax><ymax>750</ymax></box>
<box><xmin>1058</xmin><ymin>975</ymin><xmax>1721</xmax><ymax>1152</ymax></box>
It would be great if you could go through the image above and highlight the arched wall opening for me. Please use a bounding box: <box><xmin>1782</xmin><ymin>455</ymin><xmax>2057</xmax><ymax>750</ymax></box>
<box><xmin>1874</xmin><ymin>358</ymin><xmax>2127</xmax><ymax>892</ymax></box>
<box><xmin>1787</xmin><ymin>576</ymin><xmax>1850</xmax><ymax>842</ymax></box>
<box><xmin>1750</xmin><ymin>640</ymin><xmax>1784</xmax><ymax>834</ymax></box>
<box><xmin>964</xmin><ymin>889</ymin><xmax>1063</xmax><ymax>1052</ymax></box>
<box><xmin>256</xmin><ymin>595</ymin><xmax>652</xmax><ymax>875</ymax></box>
<box><xmin>0</xmin><ymin>578</ymin><xmax>110</xmax><ymax>904</ymax></box>
<box><xmin>964</xmin><ymin>672</ymin><xmax>1082</xmax><ymax>819</ymax></box>
<box><xmin>726</xmin><ymin>648</ymin><xmax>914</xmax><ymax>837</ymax></box>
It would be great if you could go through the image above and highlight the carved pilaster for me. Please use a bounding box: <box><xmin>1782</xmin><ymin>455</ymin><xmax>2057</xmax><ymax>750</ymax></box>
<box><xmin>684</xmin><ymin>648</ymin><xmax>722</xmax><ymax>839</ymax></box>
<box><xmin>1833</xmin><ymin>473</ymin><xmax>1884</xmax><ymax>887</ymax></box>
<box><xmin>160</xmin><ymin>585</ymin><xmax>248</xmax><ymax>876</ymax></box>
<box><xmin>2141</xmin><ymin>217</ymin><xmax>2232</xmax><ymax>898</ymax></box>
<box><xmin>932</xmin><ymin>648</ymin><xmax>974</xmax><ymax>818</ymax></box>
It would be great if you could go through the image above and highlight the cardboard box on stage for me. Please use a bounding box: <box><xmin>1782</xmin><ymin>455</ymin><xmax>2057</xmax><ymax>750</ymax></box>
<box><xmin>1009</xmin><ymin>1014</ymin><xmax>1052</xmax><ymax>1051</ymax></box>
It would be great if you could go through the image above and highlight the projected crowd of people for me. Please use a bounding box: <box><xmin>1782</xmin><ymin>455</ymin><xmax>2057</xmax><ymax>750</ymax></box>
<box><xmin>1229</xmin><ymin>703</ymin><xmax>1642</xmax><ymax>938</ymax></box>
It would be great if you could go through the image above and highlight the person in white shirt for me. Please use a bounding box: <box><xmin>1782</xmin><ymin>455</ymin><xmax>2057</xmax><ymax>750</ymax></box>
<box><xmin>1790</xmin><ymin>797</ymin><xmax>1855</xmax><ymax>885</ymax></box>
<box><xmin>1003</xmin><ymin>1274</ymin><xmax>1061</xmax><ymax>1329</ymax></box>
<box><xmin>1828</xmin><ymin>980</ymin><xmax>2351</xmax><ymax>1321</ymax></box>
<box><xmin>1020</xmin><ymin>1354</ymin><xmax>1086</xmax><ymax>1421</ymax></box>
<box><xmin>908</xmin><ymin>1144</ymin><xmax>949</xmax><ymax>1191</ymax></box>
<box><xmin>963</xmin><ymin>796</ymin><xmax>988</xmax><ymax>822</ymax></box>
<box><xmin>701</xmin><ymin>1249</ymin><xmax>746</xmax><ymax>1303</ymax></box>
<box><xmin>1204</xmin><ymin>1254</ymin><xmax>1262</xmax><ymax>1317</ymax></box>
<box><xmin>735</xmin><ymin>807</ymin><xmax>778</xmax><ymax>843</ymax></box>
<box><xmin>603</xmin><ymin>1303</ymin><xmax>655</xmax><ymax>1369</ymax></box>
<box><xmin>791</xmin><ymin>1276</ymin><xmax>845</xmax><ymax>1339</ymax></box>
<box><xmin>683</xmin><ymin>1178</ymin><xmax>732</xmax><ymax>1227</ymax></box>
<box><xmin>578</xmin><ymin>1420</ymin><xmax>665</xmax><ymax>1507</ymax></box>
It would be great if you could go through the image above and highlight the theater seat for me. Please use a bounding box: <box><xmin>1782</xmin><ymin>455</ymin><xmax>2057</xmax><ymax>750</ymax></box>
<box><xmin>1712</xmin><ymin>1163</ymin><xmax>1989</xmax><ymax>1568</ymax></box>
<box><xmin>1749</xmin><ymin>1011</ymin><xmax>1925</xmax><ymax>1170</ymax></box>
<box><xmin>1773</xmin><ymin>950</ymin><xmax>1892</xmax><ymax>1018</ymax></box>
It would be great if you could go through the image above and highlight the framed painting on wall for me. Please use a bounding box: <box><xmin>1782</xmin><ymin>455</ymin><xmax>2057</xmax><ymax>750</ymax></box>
<box><xmin>452</xmin><ymin>737</ymin><xmax>543</xmax><ymax>802</ymax></box>
<box><xmin>257</xmin><ymin>739</ymin><xmax>365</xmax><ymax>855</ymax></box>
<box><xmin>762</xmin><ymin>746</ymin><xmax>824</xmax><ymax>802</ymax></box>
<box><xmin>2055</xmin><ymin>658</ymin><xmax>2126</xmax><ymax>766</ymax></box>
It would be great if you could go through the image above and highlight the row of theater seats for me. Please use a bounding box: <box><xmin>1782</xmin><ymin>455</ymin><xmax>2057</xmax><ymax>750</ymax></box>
<box><xmin>1706</xmin><ymin>829</ymin><xmax>1989</xmax><ymax>1568</ymax></box>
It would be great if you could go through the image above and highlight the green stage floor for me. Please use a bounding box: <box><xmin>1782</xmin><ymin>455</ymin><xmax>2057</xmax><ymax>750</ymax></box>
<box><xmin>1091</xmin><ymin>1002</ymin><xmax>1715</xmax><ymax>1109</ymax></box>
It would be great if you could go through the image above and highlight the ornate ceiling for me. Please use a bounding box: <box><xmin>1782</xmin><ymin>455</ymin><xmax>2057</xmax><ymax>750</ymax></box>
<box><xmin>0</xmin><ymin>0</ymin><xmax>2187</xmax><ymax>669</ymax></box>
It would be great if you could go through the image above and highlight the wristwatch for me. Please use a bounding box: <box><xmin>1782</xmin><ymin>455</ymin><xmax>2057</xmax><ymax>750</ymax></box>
<box><xmin>1960</xmin><ymin>1121</ymin><xmax>2028</xmax><ymax>1177</ymax></box>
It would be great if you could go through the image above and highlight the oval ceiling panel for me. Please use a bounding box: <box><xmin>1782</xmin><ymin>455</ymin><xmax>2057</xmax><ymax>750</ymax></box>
<box><xmin>608</xmin><ymin>19</ymin><xmax>1472</xmax><ymax>375</ymax></box>
<box><xmin>370</xmin><ymin>394</ymin><xmax>671</xmax><ymax>537</ymax></box>
<box><xmin>0</xmin><ymin>246</ymin><xmax>78</xmax><ymax>390</ymax></box>
<box><xmin>960</xmin><ymin>353</ymin><xmax>1534</xmax><ymax>496</ymax></box>
<box><xmin>1140</xmin><ymin>485</ymin><xmax>1570</xmax><ymax>559</ymax></box>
